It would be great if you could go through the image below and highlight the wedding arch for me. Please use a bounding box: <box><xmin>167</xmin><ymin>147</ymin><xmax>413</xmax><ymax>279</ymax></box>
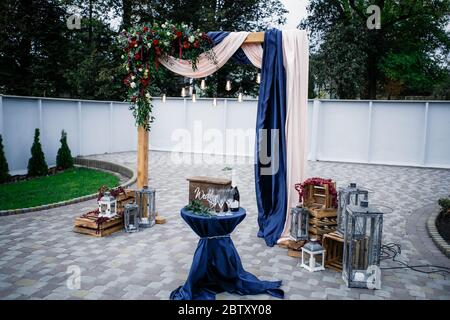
<box><xmin>119</xmin><ymin>23</ymin><xmax>309</xmax><ymax>247</ymax></box>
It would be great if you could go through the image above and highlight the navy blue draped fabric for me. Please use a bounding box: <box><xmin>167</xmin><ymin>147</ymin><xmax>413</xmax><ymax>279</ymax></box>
<box><xmin>207</xmin><ymin>31</ymin><xmax>253</xmax><ymax>65</ymax></box>
<box><xmin>255</xmin><ymin>29</ymin><xmax>287</xmax><ymax>247</ymax></box>
<box><xmin>170</xmin><ymin>208</ymin><xmax>284</xmax><ymax>300</ymax></box>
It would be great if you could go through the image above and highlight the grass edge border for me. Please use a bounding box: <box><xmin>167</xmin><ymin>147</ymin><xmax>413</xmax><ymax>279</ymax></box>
<box><xmin>0</xmin><ymin>157</ymin><xmax>136</xmax><ymax>216</ymax></box>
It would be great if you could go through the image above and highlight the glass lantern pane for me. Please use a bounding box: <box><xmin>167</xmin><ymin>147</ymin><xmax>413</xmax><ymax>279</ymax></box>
<box><xmin>110</xmin><ymin>202</ymin><xmax>116</xmax><ymax>213</ymax></box>
<box><xmin>303</xmin><ymin>251</ymin><xmax>311</xmax><ymax>263</ymax></box>
<box><xmin>101</xmin><ymin>203</ymin><xmax>107</xmax><ymax>213</ymax></box>
<box><xmin>314</xmin><ymin>253</ymin><xmax>323</xmax><ymax>267</ymax></box>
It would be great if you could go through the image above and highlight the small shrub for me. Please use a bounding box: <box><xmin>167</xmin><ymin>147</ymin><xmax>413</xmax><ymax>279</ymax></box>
<box><xmin>438</xmin><ymin>197</ymin><xmax>450</xmax><ymax>215</ymax></box>
<box><xmin>27</xmin><ymin>128</ymin><xmax>48</xmax><ymax>177</ymax></box>
<box><xmin>0</xmin><ymin>134</ymin><xmax>9</xmax><ymax>183</ymax></box>
<box><xmin>56</xmin><ymin>130</ymin><xmax>74</xmax><ymax>170</ymax></box>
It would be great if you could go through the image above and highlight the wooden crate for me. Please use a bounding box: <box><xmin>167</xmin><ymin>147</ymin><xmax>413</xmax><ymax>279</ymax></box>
<box><xmin>322</xmin><ymin>232</ymin><xmax>370</xmax><ymax>272</ymax></box>
<box><xmin>303</xmin><ymin>182</ymin><xmax>336</xmax><ymax>209</ymax></box>
<box><xmin>73</xmin><ymin>213</ymin><xmax>123</xmax><ymax>237</ymax></box>
<box><xmin>187</xmin><ymin>176</ymin><xmax>231</xmax><ymax>208</ymax></box>
<box><xmin>116</xmin><ymin>189</ymin><xmax>136</xmax><ymax>211</ymax></box>
<box><xmin>308</xmin><ymin>207</ymin><xmax>337</xmax><ymax>219</ymax></box>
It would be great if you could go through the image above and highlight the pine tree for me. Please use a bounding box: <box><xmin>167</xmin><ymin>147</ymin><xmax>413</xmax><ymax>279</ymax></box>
<box><xmin>56</xmin><ymin>130</ymin><xmax>74</xmax><ymax>170</ymax></box>
<box><xmin>0</xmin><ymin>134</ymin><xmax>9</xmax><ymax>183</ymax></box>
<box><xmin>27</xmin><ymin>128</ymin><xmax>48</xmax><ymax>177</ymax></box>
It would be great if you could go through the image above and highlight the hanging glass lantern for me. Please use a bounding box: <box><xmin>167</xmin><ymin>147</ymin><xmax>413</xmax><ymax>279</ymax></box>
<box><xmin>124</xmin><ymin>203</ymin><xmax>139</xmax><ymax>233</ymax></box>
<box><xmin>98</xmin><ymin>191</ymin><xmax>117</xmax><ymax>218</ymax></box>
<box><xmin>301</xmin><ymin>239</ymin><xmax>325</xmax><ymax>272</ymax></box>
<box><xmin>336</xmin><ymin>183</ymin><xmax>369</xmax><ymax>235</ymax></box>
<box><xmin>225</xmin><ymin>76</ymin><xmax>232</xmax><ymax>91</ymax></box>
<box><xmin>290</xmin><ymin>206</ymin><xmax>309</xmax><ymax>241</ymax></box>
<box><xmin>191</xmin><ymin>87</ymin><xmax>197</xmax><ymax>103</ymax></box>
<box><xmin>237</xmin><ymin>87</ymin><xmax>243</xmax><ymax>102</ymax></box>
<box><xmin>135</xmin><ymin>186</ymin><xmax>156</xmax><ymax>228</ymax></box>
<box><xmin>256</xmin><ymin>72</ymin><xmax>261</xmax><ymax>84</ymax></box>
<box><xmin>200</xmin><ymin>78</ymin><xmax>206</xmax><ymax>90</ymax></box>
<box><xmin>342</xmin><ymin>200</ymin><xmax>383</xmax><ymax>289</ymax></box>
<box><xmin>162</xmin><ymin>93</ymin><xmax>166</xmax><ymax>103</ymax></box>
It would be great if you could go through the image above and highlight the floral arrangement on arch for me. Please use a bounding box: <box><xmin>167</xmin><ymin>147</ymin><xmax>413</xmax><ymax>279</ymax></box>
<box><xmin>118</xmin><ymin>21</ymin><xmax>216</xmax><ymax>130</ymax></box>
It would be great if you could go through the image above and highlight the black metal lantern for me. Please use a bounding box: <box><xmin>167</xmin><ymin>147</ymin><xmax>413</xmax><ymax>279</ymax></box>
<box><xmin>336</xmin><ymin>183</ymin><xmax>369</xmax><ymax>235</ymax></box>
<box><xmin>342</xmin><ymin>200</ymin><xmax>383</xmax><ymax>289</ymax></box>
<box><xmin>124</xmin><ymin>203</ymin><xmax>139</xmax><ymax>233</ymax></box>
<box><xmin>290</xmin><ymin>206</ymin><xmax>309</xmax><ymax>241</ymax></box>
<box><xmin>135</xmin><ymin>186</ymin><xmax>156</xmax><ymax>228</ymax></box>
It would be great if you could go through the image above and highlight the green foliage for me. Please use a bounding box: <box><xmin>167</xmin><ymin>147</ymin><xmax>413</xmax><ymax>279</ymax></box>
<box><xmin>301</xmin><ymin>0</ymin><xmax>450</xmax><ymax>99</ymax></box>
<box><xmin>56</xmin><ymin>130</ymin><xmax>74</xmax><ymax>170</ymax></box>
<box><xmin>27</xmin><ymin>129</ymin><xmax>48</xmax><ymax>177</ymax></box>
<box><xmin>0</xmin><ymin>167</ymin><xmax>119</xmax><ymax>210</ymax></box>
<box><xmin>185</xmin><ymin>199</ymin><xmax>213</xmax><ymax>216</ymax></box>
<box><xmin>439</xmin><ymin>198</ymin><xmax>450</xmax><ymax>215</ymax></box>
<box><xmin>0</xmin><ymin>0</ymin><xmax>287</xmax><ymax>102</ymax></box>
<box><xmin>0</xmin><ymin>135</ymin><xmax>9</xmax><ymax>183</ymax></box>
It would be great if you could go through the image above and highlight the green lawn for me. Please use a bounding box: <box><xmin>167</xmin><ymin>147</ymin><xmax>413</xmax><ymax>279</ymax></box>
<box><xmin>0</xmin><ymin>167</ymin><xmax>119</xmax><ymax>210</ymax></box>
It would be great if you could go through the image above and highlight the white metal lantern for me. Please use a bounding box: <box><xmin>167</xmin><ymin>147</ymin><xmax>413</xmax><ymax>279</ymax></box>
<box><xmin>290</xmin><ymin>206</ymin><xmax>309</xmax><ymax>241</ymax></box>
<box><xmin>97</xmin><ymin>191</ymin><xmax>117</xmax><ymax>218</ymax></box>
<box><xmin>136</xmin><ymin>186</ymin><xmax>156</xmax><ymax>228</ymax></box>
<box><xmin>124</xmin><ymin>203</ymin><xmax>139</xmax><ymax>233</ymax></box>
<box><xmin>336</xmin><ymin>182</ymin><xmax>369</xmax><ymax>235</ymax></box>
<box><xmin>342</xmin><ymin>200</ymin><xmax>383</xmax><ymax>289</ymax></box>
<box><xmin>301</xmin><ymin>239</ymin><xmax>325</xmax><ymax>272</ymax></box>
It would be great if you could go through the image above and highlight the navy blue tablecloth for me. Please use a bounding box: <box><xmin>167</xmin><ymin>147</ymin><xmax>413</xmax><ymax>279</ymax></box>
<box><xmin>170</xmin><ymin>208</ymin><xmax>284</xmax><ymax>300</ymax></box>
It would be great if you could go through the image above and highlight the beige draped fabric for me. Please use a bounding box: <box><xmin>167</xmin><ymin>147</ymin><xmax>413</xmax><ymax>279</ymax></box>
<box><xmin>278</xmin><ymin>30</ymin><xmax>310</xmax><ymax>243</ymax></box>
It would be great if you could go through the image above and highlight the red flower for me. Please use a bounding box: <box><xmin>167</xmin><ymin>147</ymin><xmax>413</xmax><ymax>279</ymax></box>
<box><xmin>134</xmin><ymin>53</ymin><xmax>141</xmax><ymax>61</ymax></box>
<box><xmin>176</xmin><ymin>31</ymin><xmax>182</xmax><ymax>38</ymax></box>
<box><xmin>153</xmin><ymin>39</ymin><xmax>159</xmax><ymax>46</ymax></box>
<box><xmin>193</xmin><ymin>40</ymin><xmax>199</xmax><ymax>48</ymax></box>
<box><xmin>183</xmin><ymin>41</ymin><xmax>190</xmax><ymax>49</ymax></box>
<box><xmin>123</xmin><ymin>78</ymin><xmax>129</xmax><ymax>85</ymax></box>
<box><xmin>140</xmin><ymin>78</ymin><xmax>149</xmax><ymax>86</ymax></box>
<box><xmin>143</xmin><ymin>26</ymin><xmax>149</xmax><ymax>32</ymax></box>
<box><xmin>155</xmin><ymin>47</ymin><xmax>161</xmax><ymax>55</ymax></box>
<box><xmin>131</xmin><ymin>96</ymin><xmax>137</xmax><ymax>103</ymax></box>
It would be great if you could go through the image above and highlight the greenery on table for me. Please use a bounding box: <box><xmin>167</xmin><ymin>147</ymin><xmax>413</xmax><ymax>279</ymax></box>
<box><xmin>185</xmin><ymin>200</ymin><xmax>214</xmax><ymax>217</ymax></box>
<box><xmin>0</xmin><ymin>135</ymin><xmax>9</xmax><ymax>184</ymax></box>
<box><xmin>56</xmin><ymin>130</ymin><xmax>74</xmax><ymax>170</ymax></box>
<box><xmin>27</xmin><ymin>129</ymin><xmax>48</xmax><ymax>177</ymax></box>
<box><xmin>0</xmin><ymin>167</ymin><xmax>119</xmax><ymax>210</ymax></box>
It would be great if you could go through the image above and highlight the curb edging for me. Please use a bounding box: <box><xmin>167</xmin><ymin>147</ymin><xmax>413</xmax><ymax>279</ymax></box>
<box><xmin>0</xmin><ymin>158</ymin><xmax>137</xmax><ymax>216</ymax></box>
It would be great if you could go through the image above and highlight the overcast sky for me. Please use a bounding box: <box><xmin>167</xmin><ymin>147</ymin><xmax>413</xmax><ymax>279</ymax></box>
<box><xmin>280</xmin><ymin>0</ymin><xmax>309</xmax><ymax>29</ymax></box>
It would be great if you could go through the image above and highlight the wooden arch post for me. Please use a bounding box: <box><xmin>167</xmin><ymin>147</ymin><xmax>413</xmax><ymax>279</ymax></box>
<box><xmin>135</xmin><ymin>32</ymin><xmax>265</xmax><ymax>217</ymax></box>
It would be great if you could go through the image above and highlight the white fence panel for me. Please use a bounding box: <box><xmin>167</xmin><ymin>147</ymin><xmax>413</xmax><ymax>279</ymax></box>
<box><xmin>1</xmin><ymin>95</ymin><xmax>449</xmax><ymax>175</ymax></box>
<box><xmin>427</xmin><ymin>102</ymin><xmax>450</xmax><ymax>167</ymax></box>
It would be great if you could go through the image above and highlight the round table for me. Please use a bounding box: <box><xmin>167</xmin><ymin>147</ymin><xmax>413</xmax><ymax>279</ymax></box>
<box><xmin>170</xmin><ymin>207</ymin><xmax>284</xmax><ymax>300</ymax></box>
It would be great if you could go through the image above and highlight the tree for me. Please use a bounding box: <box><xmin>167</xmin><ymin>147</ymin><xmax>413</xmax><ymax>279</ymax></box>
<box><xmin>0</xmin><ymin>135</ymin><xmax>9</xmax><ymax>183</ymax></box>
<box><xmin>56</xmin><ymin>130</ymin><xmax>74</xmax><ymax>170</ymax></box>
<box><xmin>0</xmin><ymin>0</ymin><xmax>71</xmax><ymax>96</ymax></box>
<box><xmin>27</xmin><ymin>129</ymin><xmax>48</xmax><ymax>177</ymax></box>
<box><xmin>301</xmin><ymin>0</ymin><xmax>450</xmax><ymax>99</ymax></box>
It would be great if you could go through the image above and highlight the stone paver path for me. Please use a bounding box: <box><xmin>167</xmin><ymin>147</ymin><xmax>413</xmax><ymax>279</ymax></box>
<box><xmin>0</xmin><ymin>151</ymin><xmax>449</xmax><ymax>300</ymax></box>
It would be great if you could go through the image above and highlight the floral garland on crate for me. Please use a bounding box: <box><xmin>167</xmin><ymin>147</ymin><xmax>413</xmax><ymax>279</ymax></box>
<box><xmin>96</xmin><ymin>185</ymin><xmax>126</xmax><ymax>201</ymax></box>
<box><xmin>118</xmin><ymin>22</ymin><xmax>216</xmax><ymax>130</ymax></box>
<box><xmin>294</xmin><ymin>177</ymin><xmax>338</xmax><ymax>208</ymax></box>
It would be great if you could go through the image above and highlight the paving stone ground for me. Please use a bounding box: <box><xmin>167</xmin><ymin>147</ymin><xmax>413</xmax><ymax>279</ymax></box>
<box><xmin>0</xmin><ymin>151</ymin><xmax>449</xmax><ymax>300</ymax></box>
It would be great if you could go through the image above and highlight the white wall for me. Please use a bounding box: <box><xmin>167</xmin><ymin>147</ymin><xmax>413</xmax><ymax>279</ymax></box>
<box><xmin>1</xmin><ymin>95</ymin><xmax>449</xmax><ymax>174</ymax></box>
